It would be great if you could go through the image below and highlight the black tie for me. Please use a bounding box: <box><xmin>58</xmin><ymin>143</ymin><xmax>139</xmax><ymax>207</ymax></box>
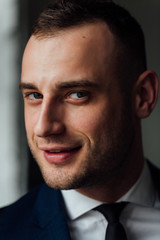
<box><xmin>94</xmin><ymin>202</ymin><xmax>128</xmax><ymax>240</ymax></box>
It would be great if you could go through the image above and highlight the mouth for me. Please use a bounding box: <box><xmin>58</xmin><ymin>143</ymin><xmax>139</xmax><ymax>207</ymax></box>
<box><xmin>43</xmin><ymin>146</ymin><xmax>82</xmax><ymax>164</ymax></box>
<box><xmin>46</xmin><ymin>146</ymin><xmax>81</xmax><ymax>154</ymax></box>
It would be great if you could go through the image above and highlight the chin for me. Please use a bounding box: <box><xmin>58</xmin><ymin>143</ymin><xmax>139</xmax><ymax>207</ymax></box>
<box><xmin>40</xmin><ymin>164</ymin><xmax>90</xmax><ymax>190</ymax></box>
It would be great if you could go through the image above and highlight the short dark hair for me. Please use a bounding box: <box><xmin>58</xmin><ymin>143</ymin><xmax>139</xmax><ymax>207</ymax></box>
<box><xmin>32</xmin><ymin>0</ymin><xmax>147</xmax><ymax>91</ymax></box>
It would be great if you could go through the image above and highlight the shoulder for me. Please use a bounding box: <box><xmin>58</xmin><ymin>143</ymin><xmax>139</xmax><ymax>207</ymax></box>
<box><xmin>0</xmin><ymin>184</ymin><xmax>42</xmax><ymax>239</ymax></box>
<box><xmin>148</xmin><ymin>161</ymin><xmax>160</xmax><ymax>183</ymax></box>
<box><xmin>0</xmin><ymin>184</ymin><xmax>42</xmax><ymax>219</ymax></box>
<box><xmin>148</xmin><ymin>161</ymin><xmax>160</xmax><ymax>193</ymax></box>
<box><xmin>0</xmin><ymin>184</ymin><xmax>63</xmax><ymax>239</ymax></box>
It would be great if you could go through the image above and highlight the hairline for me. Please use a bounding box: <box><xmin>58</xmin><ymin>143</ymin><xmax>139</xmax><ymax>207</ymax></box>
<box><xmin>32</xmin><ymin>18</ymin><xmax>110</xmax><ymax>39</ymax></box>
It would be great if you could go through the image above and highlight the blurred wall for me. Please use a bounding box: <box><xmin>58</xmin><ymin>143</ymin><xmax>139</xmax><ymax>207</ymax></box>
<box><xmin>0</xmin><ymin>0</ymin><xmax>28</xmax><ymax>207</ymax></box>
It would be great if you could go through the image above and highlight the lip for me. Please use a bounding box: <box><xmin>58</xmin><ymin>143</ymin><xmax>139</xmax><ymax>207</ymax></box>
<box><xmin>40</xmin><ymin>146</ymin><xmax>81</xmax><ymax>164</ymax></box>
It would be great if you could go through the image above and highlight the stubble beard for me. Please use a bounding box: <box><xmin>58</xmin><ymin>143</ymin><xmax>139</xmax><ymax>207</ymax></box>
<box><xmin>28</xmin><ymin>109</ymin><xmax>134</xmax><ymax>191</ymax></box>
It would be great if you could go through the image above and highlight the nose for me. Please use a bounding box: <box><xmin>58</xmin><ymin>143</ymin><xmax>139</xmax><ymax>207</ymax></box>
<box><xmin>34</xmin><ymin>100</ymin><xmax>65</xmax><ymax>137</ymax></box>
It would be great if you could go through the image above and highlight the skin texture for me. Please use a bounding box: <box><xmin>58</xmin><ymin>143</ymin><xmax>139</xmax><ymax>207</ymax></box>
<box><xmin>20</xmin><ymin>21</ymin><xmax>158</xmax><ymax>202</ymax></box>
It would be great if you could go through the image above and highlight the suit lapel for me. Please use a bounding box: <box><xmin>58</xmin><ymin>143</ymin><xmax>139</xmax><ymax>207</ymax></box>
<box><xmin>148</xmin><ymin>161</ymin><xmax>160</xmax><ymax>199</ymax></box>
<box><xmin>32</xmin><ymin>184</ymin><xmax>71</xmax><ymax>240</ymax></box>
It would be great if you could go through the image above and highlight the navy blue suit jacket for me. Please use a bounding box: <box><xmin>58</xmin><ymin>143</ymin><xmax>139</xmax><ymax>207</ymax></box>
<box><xmin>0</xmin><ymin>161</ymin><xmax>159</xmax><ymax>240</ymax></box>
<box><xmin>0</xmin><ymin>184</ymin><xmax>71</xmax><ymax>240</ymax></box>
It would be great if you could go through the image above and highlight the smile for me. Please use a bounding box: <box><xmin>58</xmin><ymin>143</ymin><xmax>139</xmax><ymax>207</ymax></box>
<box><xmin>47</xmin><ymin>146</ymin><xmax>81</xmax><ymax>153</ymax></box>
<box><xmin>43</xmin><ymin>146</ymin><xmax>82</xmax><ymax>164</ymax></box>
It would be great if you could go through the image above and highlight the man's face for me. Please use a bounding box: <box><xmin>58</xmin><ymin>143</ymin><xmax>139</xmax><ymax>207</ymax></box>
<box><xmin>21</xmin><ymin>22</ymin><xmax>134</xmax><ymax>190</ymax></box>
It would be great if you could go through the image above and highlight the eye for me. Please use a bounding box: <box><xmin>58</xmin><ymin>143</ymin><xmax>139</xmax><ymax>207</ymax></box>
<box><xmin>25</xmin><ymin>92</ymin><xmax>43</xmax><ymax>100</ymax></box>
<box><xmin>65</xmin><ymin>91</ymin><xmax>90</xmax><ymax>105</ymax></box>
<box><xmin>69</xmin><ymin>91</ymin><xmax>88</xmax><ymax>99</ymax></box>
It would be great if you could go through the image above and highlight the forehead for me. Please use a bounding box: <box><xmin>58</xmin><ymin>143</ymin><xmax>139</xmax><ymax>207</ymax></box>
<box><xmin>21</xmin><ymin>21</ymin><xmax>116</xmax><ymax>88</ymax></box>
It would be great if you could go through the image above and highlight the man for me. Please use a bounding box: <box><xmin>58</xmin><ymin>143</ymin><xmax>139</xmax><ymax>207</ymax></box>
<box><xmin>0</xmin><ymin>0</ymin><xmax>159</xmax><ymax>239</ymax></box>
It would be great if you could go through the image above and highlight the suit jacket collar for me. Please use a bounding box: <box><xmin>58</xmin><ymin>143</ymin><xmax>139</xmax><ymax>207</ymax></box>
<box><xmin>32</xmin><ymin>184</ymin><xmax>71</xmax><ymax>240</ymax></box>
<box><xmin>147</xmin><ymin>161</ymin><xmax>160</xmax><ymax>199</ymax></box>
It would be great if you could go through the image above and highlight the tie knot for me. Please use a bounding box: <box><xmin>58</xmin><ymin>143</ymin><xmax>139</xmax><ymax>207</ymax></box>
<box><xmin>94</xmin><ymin>202</ymin><xmax>128</xmax><ymax>223</ymax></box>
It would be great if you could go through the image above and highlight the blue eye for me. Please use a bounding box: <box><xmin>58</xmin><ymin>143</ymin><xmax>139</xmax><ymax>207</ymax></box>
<box><xmin>27</xmin><ymin>92</ymin><xmax>43</xmax><ymax>100</ymax></box>
<box><xmin>70</xmin><ymin>91</ymin><xmax>88</xmax><ymax>99</ymax></box>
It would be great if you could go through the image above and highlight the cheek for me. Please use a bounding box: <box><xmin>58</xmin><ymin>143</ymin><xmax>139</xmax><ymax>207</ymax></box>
<box><xmin>67</xmin><ymin>104</ymin><xmax>110</xmax><ymax>140</ymax></box>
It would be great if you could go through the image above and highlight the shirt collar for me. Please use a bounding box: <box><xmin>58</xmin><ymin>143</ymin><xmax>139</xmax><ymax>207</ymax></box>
<box><xmin>118</xmin><ymin>162</ymin><xmax>156</xmax><ymax>206</ymax></box>
<box><xmin>62</xmin><ymin>188</ymin><xmax>102</xmax><ymax>220</ymax></box>
<box><xmin>61</xmin><ymin>162</ymin><xmax>156</xmax><ymax>220</ymax></box>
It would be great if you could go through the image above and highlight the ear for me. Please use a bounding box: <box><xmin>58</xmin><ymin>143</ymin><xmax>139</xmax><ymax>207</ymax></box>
<box><xmin>134</xmin><ymin>70</ymin><xmax>159</xmax><ymax>119</ymax></box>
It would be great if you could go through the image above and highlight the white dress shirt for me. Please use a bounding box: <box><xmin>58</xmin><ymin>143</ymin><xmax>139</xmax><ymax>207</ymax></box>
<box><xmin>62</xmin><ymin>163</ymin><xmax>160</xmax><ymax>240</ymax></box>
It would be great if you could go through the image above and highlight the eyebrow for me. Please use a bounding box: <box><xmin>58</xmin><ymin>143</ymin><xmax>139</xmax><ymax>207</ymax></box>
<box><xmin>55</xmin><ymin>80</ymin><xmax>99</xmax><ymax>89</ymax></box>
<box><xmin>19</xmin><ymin>82</ymin><xmax>38</xmax><ymax>91</ymax></box>
<box><xmin>19</xmin><ymin>80</ymin><xmax>99</xmax><ymax>91</ymax></box>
